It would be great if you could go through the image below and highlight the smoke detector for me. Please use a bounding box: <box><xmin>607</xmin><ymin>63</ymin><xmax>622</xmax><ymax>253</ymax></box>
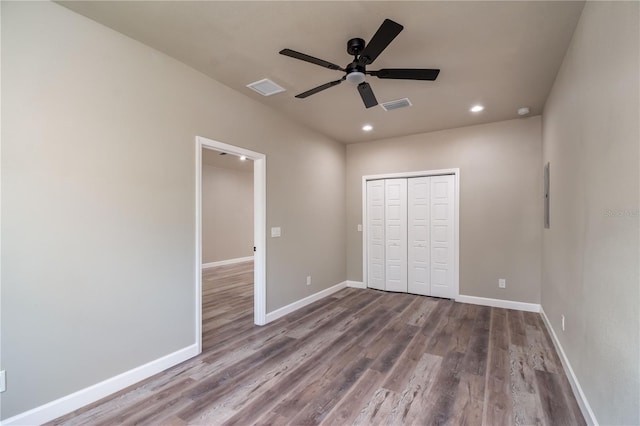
<box><xmin>517</xmin><ymin>107</ymin><xmax>531</xmax><ymax>116</ymax></box>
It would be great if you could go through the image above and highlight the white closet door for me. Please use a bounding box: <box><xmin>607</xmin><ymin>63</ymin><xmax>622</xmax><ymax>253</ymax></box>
<box><xmin>385</xmin><ymin>179</ymin><xmax>407</xmax><ymax>292</ymax></box>
<box><xmin>408</xmin><ymin>177</ymin><xmax>431</xmax><ymax>296</ymax></box>
<box><xmin>430</xmin><ymin>175</ymin><xmax>455</xmax><ymax>298</ymax></box>
<box><xmin>366</xmin><ymin>180</ymin><xmax>385</xmax><ymax>290</ymax></box>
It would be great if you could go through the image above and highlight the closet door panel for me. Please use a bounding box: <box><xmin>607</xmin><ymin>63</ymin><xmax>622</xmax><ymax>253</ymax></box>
<box><xmin>408</xmin><ymin>177</ymin><xmax>431</xmax><ymax>296</ymax></box>
<box><xmin>430</xmin><ymin>175</ymin><xmax>455</xmax><ymax>298</ymax></box>
<box><xmin>366</xmin><ymin>180</ymin><xmax>386</xmax><ymax>290</ymax></box>
<box><xmin>385</xmin><ymin>179</ymin><xmax>407</xmax><ymax>292</ymax></box>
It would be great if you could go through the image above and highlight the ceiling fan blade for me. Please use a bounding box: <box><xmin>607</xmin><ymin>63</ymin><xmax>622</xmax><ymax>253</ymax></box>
<box><xmin>357</xmin><ymin>82</ymin><xmax>378</xmax><ymax>108</ymax></box>
<box><xmin>280</xmin><ymin>49</ymin><xmax>345</xmax><ymax>71</ymax></box>
<box><xmin>295</xmin><ymin>78</ymin><xmax>345</xmax><ymax>98</ymax></box>
<box><xmin>369</xmin><ymin>68</ymin><xmax>440</xmax><ymax>81</ymax></box>
<box><xmin>358</xmin><ymin>19</ymin><xmax>404</xmax><ymax>66</ymax></box>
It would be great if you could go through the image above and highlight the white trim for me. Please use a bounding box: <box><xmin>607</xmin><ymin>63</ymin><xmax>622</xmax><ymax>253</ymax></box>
<box><xmin>1</xmin><ymin>344</ymin><xmax>198</xmax><ymax>426</ymax></box>
<box><xmin>346</xmin><ymin>280</ymin><xmax>366</xmax><ymax>289</ymax></box>
<box><xmin>265</xmin><ymin>281</ymin><xmax>348</xmax><ymax>323</ymax></box>
<box><xmin>456</xmin><ymin>294</ymin><xmax>540</xmax><ymax>312</ymax></box>
<box><xmin>253</xmin><ymin>156</ymin><xmax>267</xmax><ymax>326</ymax></box>
<box><xmin>362</xmin><ymin>168</ymin><xmax>460</xmax><ymax>299</ymax></box>
<box><xmin>539</xmin><ymin>308</ymin><xmax>598</xmax><ymax>426</ymax></box>
<box><xmin>202</xmin><ymin>256</ymin><xmax>254</xmax><ymax>269</ymax></box>
<box><xmin>196</xmin><ymin>136</ymin><xmax>267</xmax><ymax>334</ymax></box>
<box><xmin>195</xmin><ymin>143</ymin><xmax>203</xmax><ymax>352</ymax></box>
<box><xmin>363</xmin><ymin>169</ymin><xmax>459</xmax><ymax>181</ymax></box>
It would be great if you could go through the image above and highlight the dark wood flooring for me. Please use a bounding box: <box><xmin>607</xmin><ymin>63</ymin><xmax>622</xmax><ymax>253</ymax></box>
<box><xmin>50</xmin><ymin>261</ymin><xmax>585</xmax><ymax>425</ymax></box>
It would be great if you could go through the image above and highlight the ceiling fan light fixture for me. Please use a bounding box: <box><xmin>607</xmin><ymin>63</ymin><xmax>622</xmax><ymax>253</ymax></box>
<box><xmin>346</xmin><ymin>71</ymin><xmax>366</xmax><ymax>85</ymax></box>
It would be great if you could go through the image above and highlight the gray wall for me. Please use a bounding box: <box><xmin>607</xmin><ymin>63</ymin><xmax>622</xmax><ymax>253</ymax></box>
<box><xmin>202</xmin><ymin>163</ymin><xmax>253</xmax><ymax>264</ymax></box>
<box><xmin>541</xmin><ymin>2</ymin><xmax>639</xmax><ymax>424</ymax></box>
<box><xmin>0</xmin><ymin>1</ymin><xmax>345</xmax><ymax>419</ymax></box>
<box><xmin>346</xmin><ymin>117</ymin><xmax>542</xmax><ymax>304</ymax></box>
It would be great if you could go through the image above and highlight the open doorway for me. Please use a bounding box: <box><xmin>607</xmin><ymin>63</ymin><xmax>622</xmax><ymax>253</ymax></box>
<box><xmin>201</xmin><ymin>148</ymin><xmax>254</xmax><ymax>269</ymax></box>
<box><xmin>195</xmin><ymin>136</ymin><xmax>266</xmax><ymax>354</ymax></box>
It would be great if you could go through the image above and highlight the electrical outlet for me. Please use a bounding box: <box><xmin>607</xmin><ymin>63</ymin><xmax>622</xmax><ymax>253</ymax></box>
<box><xmin>498</xmin><ymin>278</ymin><xmax>506</xmax><ymax>288</ymax></box>
<box><xmin>0</xmin><ymin>370</ymin><xmax>6</xmax><ymax>393</ymax></box>
<box><xmin>357</xmin><ymin>224</ymin><xmax>362</xmax><ymax>232</ymax></box>
<box><xmin>306</xmin><ymin>275</ymin><xmax>311</xmax><ymax>286</ymax></box>
<box><xmin>561</xmin><ymin>315</ymin><xmax>565</xmax><ymax>331</ymax></box>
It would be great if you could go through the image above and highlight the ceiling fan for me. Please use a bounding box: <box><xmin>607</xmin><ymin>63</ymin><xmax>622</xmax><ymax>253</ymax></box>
<box><xmin>279</xmin><ymin>19</ymin><xmax>440</xmax><ymax>109</ymax></box>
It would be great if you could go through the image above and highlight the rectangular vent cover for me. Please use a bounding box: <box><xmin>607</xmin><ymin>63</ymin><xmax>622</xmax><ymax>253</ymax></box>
<box><xmin>246</xmin><ymin>78</ymin><xmax>286</xmax><ymax>96</ymax></box>
<box><xmin>381</xmin><ymin>98</ymin><xmax>412</xmax><ymax>111</ymax></box>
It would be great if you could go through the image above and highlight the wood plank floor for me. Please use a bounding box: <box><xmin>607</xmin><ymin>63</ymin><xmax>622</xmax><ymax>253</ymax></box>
<box><xmin>49</xmin><ymin>261</ymin><xmax>585</xmax><ymax>425</ymax></box>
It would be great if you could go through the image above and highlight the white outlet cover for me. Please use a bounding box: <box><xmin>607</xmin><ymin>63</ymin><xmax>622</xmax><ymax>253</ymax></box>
<box><xmin>498</xmin><ymin>279</ymin><xmax>506</xmax><ymax>288</ymax></box>
<box><xmin>357</xmin><ymin>224</ymin><xmax>363</xmax><ymax>232</ymax></box>
<box><xmin>271</xmin><ymin>227</ymin><xmax>281</xmax><ymax>238</ymax></box>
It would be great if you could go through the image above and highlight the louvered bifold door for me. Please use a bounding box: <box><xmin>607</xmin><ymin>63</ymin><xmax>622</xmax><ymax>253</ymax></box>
<box><xmin>429</xmin><ymin>175</ymin><xmax>455</xmax><ymax>298</ymax></box>
<box><xmin>384</xmin><ymin>179</ymin><xmax>408</xmax><ymax>292</ymax></box>
<box><xmin>408</xmin><ymin>177</ymin><xmax>431</xmax><ymax>296</ymax></box>
<box><xmin>366</xmin><ymin>180</ymin><xmax>385</xmax><ymax>290</ymax></box>
<box><xmin>367</xmin><ymin>175</ymin><xmax>454</xmax><ymax>298</ymax></box>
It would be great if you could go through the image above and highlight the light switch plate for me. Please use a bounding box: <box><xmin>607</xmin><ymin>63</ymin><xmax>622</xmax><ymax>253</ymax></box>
<box><xmin>271</xmin><ymin>227</ymin><xmax>281</xmax><ymax>238</ymax></box>
<box><xmin>357</xmin><ymin>224</ymin><xmax>362</xmax><ymax>232</ymax></box>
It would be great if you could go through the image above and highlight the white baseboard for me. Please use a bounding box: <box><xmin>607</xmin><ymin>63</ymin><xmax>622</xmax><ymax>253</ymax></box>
<box><xmin>346</xmin><ymin>280</ymin><xmax>365</xmax><ymax>289</ymax></box>
<box><xmin>265</xmin><ymin>281</ymin><xmax>348</xmax><ymax>323</ymax></box>
<box><xmin>2</xmin><ymin>344</ymin><xmax>199</xmax><ymax>426</ymax></box>
<box><xmin>202</xmin><ymin>256</ymin><xmax>253</xmax><ymax>269</ymax></box>
<box><xmin>539</xmin><ymin>308</ymin><xmax>598</xmax><ymax>426</ymax></box>
<box><xmin>456</xmin><ymin>294</ymin><xmax>540</xmax><ymax>312</ymax></box>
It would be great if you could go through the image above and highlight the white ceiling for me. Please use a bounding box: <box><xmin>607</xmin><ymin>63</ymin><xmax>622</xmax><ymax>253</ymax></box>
<box><xmin>59</xmin><ymin>1</ymin><xmax>585</xmax><ymax>144</ymax></box>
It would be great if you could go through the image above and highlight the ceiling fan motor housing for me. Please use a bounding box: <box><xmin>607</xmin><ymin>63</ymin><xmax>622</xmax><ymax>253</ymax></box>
<box><xmin>347</xmin><ymin>38</ymin><xmax>366</xmax><ymax>56</ymax></box>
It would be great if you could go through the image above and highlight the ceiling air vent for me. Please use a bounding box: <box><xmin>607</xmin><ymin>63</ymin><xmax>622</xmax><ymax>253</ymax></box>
<box><xmin>380</xmin><ymin>98</ymin><xmax>412</xmax><ymax>111</ymax></box>
<box><xmin>246</xmin><ymin>78</ymin><xmax>286</xmax><ymax>96</ymax></box>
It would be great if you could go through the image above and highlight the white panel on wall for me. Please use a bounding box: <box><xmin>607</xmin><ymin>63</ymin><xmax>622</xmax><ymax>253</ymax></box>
<box><xmin>385</xmin><ymin>179</ymin><xmax>408</xmax><ymax>292</ymax></box>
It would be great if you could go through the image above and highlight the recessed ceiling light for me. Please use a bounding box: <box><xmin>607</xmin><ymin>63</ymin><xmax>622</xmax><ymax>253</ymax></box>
<box><xmin>470</xmin><ymin>105</ymin><xmax>484</xmax><ymax>113</ymax></box>
<box><xmin>239</xmin><ymin>156</ymin><xmax>247</xmax><ymax>161</ymax></box>
<box><xmin>362</xmin><ymin>124</ymin><xmax>373</xmax><ymax>132</ymax></box>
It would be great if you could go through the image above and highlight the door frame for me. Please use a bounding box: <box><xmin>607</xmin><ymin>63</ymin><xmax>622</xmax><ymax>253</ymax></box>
<box><xmin>195</xmin><ymin>136</ymin><xmax>267</xmax><ymax>353</ymax></box>
<box><xmin>362</xmin><ymin>168</ymin><xmax>460</xmax><ymax>298</ymax></box>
